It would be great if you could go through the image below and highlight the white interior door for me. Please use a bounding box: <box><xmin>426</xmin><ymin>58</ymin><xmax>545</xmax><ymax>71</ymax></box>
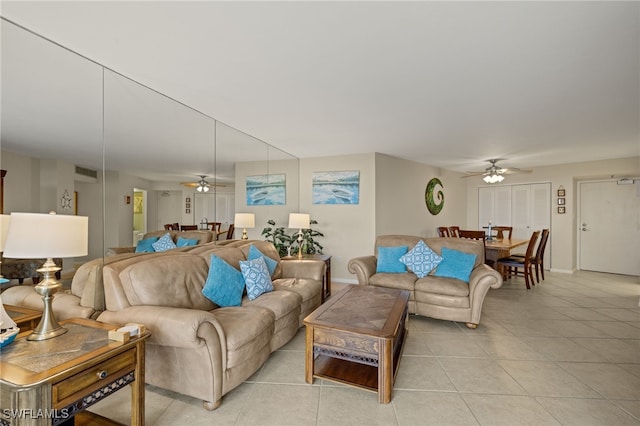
<box><xmin>511</xmin><ymin>185</ymin><xmax>531</xmax><ymax>239</ymax></box>
<box><xmin>579</xmin><ymin>180</ymin><xmax>640</xmax><ymax>276</ymax></box>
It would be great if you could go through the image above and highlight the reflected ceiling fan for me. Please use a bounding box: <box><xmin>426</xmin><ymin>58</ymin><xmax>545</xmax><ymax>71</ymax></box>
<box><xmin>181</xmin><ymin>175</ymin><xmax>226</xmax><ymax>192</ymax></box>
<box><xmin>461</xmin><ymin>159</ymin><xmax>532</xmax><ymax>183</ymax></box>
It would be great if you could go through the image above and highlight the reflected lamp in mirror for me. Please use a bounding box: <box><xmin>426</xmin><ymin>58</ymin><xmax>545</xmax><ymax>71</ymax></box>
<box><xmin>0</xmin><ymin>214</ymin><xmax>10</xmax><ymax>283</ymax></box>
<box><xmin>3</xmin><ymin>212</ymin><xmax>88</xmax><ymax>341</ymax></box>
<box><xmin>234</xmin><ymin>213</ymin><xmax>255</xmax><ymax>240</ymax></box>
<box><xmin>288</xmin><ymin>213</ymin><xmax>310</xmax><ymax>259</ymax></box>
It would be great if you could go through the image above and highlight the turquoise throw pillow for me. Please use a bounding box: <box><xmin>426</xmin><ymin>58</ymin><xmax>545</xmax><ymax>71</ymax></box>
<box><xmin>240</xmin><ymin>256</ymin><xmax>273</xmax><ymax>300</ymax></box>
<box><xmin>433</xmin><ymin>247</ymin><xmax>477</xmax><ymax>283</ymax></box>
<box><xmin>399</xmin><ymin>240</ymin><xmax>443</xmax><ymax>278</ymax></box>
<box><xmin>376</xmin><ymin>246</ymin><xmax>408</xmax><ymax>273</ymax></box>
<box><xmin>248</xmin><ymin>245</ymin><xmax>278</xmax><ymax>276</ymax></box>
<box><xmin>152</xmin><ymin>233</ymin><xmax>177</xmax><ymax>252</ymax></box>
<box><xmin>135</xmin><ymin>237</ymin><xmax>158</xmax><ymax>253</ymax></box>
<box><xmin>202</xmin><ymin>254</ymin><xmax>245</xmax><ymax>307</ymax></box>
<box><xmin>177</xmin><ymin>237</ymin><xmax>199</xmax><ymax>247</ymax></box>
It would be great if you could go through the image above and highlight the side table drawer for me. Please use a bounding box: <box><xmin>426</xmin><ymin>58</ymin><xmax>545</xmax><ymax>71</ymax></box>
<box><xmin>52</xmin><ymin>348</ymin><xmax>136</xmax><ymax>408</ymax></box>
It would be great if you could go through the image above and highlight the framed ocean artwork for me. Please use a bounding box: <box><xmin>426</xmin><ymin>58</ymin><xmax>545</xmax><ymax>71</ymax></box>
<box><xmin>246</xmin><ymin>173</ymin><xmax>286</xmax><ymax>205</ymax></box>
<box><xmin>312</xmin><ymin>170</ymin><xmax>360</xmax><ymax>205</ymax></box>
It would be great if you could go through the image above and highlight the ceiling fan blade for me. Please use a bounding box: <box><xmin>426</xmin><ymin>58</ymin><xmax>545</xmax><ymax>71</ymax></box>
<box><xmin>500</xmin><ymin>168</ymin><xmax>533</xmax><ymax>175</ymax></box>
<box><xmin>180</xmin><ymin>182</ymin><xmax>227</xmax><ymax>188</ymax></box>
<box><xmin>460</xmin><ymin>172</ymin><xmax>487</xmax><ymax>178</ymax></box>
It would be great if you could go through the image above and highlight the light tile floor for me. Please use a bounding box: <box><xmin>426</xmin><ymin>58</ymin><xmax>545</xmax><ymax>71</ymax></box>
<box><xmin>89</xmin><ymin>270</ymin><xmax>640</xmax><ymax>425</ymax></box>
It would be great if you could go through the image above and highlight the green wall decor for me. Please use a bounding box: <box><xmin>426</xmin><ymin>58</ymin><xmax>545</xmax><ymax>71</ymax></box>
<box><xmin>425</xmin><ymin>178</ymin><xmax>444</xmax><ymax>215</ymax></box>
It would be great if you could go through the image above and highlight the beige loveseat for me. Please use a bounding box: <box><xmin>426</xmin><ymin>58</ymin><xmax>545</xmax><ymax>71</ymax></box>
<box><xmin>97</xmin><ymin>240</ymin><xmax>324</xmax><ymax>410</ymax></box>
<box><xmin>347</xmin><ymin>235</ymin><xmax>502</xmax><ymax>329</ymax></box>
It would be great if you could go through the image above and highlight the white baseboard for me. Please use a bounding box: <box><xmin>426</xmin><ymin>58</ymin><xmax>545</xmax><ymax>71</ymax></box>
<box><xmin>550</xmin><ymin>268</ymin><xmax>575</xmax><ymax>274</ymax></box>
<box><xmin>332</xmin><ymin>278</ymin><xmax>358</xmax><ymax>285</ymax></box>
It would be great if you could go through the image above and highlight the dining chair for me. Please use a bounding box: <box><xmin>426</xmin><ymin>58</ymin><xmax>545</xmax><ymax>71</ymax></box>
<box><xmin>448</xmin><ymin>226</ymin><xmax>460</xmax><ymax>238</ymax></box>
<box><xmin>225</xmin><ymin>224</ymin><xmax>235</xmax><ymax>240</ymax></box>
<box><xmin>437</xmin><ymin>227</ymin><xmax>451</xmax><ymax>237</ymax></box>
<box><xmin>164</xmin><ymin>223</ymin><xmax>174</xmax><ymax>230</ymax></box>
<box><xmin>511</xmin><ymin>228</ymin><xmax>549</xmax><ymax>283</ymax></box>
<box><xmin>180</xmin><ymin>225</ymin><xmax>198</xmax><ymax>231</ymax></box>
<box><xmin>492</xmin><ymin>226</ymin><xmax>513</xmax><ymax>239</ymax></box>
<box><xmin>458</xmin><ymin>230</ymin><xmax>493</xmax><ymax>267</ymax></box>
<box><xmin>496</xmin><ymin>230</ymin><xmax>541</xmax><ymax>290</ymax></box>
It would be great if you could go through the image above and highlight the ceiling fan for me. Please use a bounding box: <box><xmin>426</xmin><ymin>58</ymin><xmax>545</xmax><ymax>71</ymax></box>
<box><xmin>461</xmin><ymin>159</ymin><xmax>532</xmax><ymax>183</ymax></box>
<box><xmin>180</xmin><ymin>175</ymin><xmax>226</xmax><ymax>192</ymax></box>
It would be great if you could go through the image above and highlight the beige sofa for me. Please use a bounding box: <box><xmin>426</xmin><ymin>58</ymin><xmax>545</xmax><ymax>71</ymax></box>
<box><xmin>105</xmin><ymin>229</ymin><xmax>221</xmax><ymax>256</ymax></box>
<box><xmin>348</xmin><ymin>235</ymin><xmax>502</xmax><ymax>328</ymax></box>
<box><xmin>0</xmin><ymin>253</ymin><xmax>141</xmax><ymax>320</ymax></box>
<box><xmin>97</xmin><ymin>240</ymin><xmax>324</xmax><ymax>410</ymax></box>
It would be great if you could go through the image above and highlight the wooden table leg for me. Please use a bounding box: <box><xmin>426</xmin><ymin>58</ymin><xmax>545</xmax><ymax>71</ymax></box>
<box><xmin>378</xmin><ymin>337</ymin><xmax>393</xmax><ymax>403</ymax></box>
<box><xmin>131</xmin><ymin>341</ymin><xmax>145</xmax><ymax>425</ymax></box>
<box><xmin>305</xmin><ymin>325</ymin><xmax>314</xmax><ymax>384</ymax></box>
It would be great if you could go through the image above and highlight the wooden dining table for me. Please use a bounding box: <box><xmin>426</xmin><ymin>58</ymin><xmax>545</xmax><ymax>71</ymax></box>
<box><xmin>484</xmin><ymin>238</ymin><xmax>528</xmax><ymax>264</ymax></box>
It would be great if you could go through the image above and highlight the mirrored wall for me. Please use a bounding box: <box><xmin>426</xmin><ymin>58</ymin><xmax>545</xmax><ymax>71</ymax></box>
<box><xmin>0</xmin><ymin>17</ymin><xmax>299</xmax><ymax>263</ymax></box>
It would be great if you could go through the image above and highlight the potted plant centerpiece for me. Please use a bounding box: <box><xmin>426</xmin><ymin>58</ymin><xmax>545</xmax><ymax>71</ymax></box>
<box><xmin>261</xmin><ymin>219</ymin><xmax>324</xmax><ymax>257</ymax></box>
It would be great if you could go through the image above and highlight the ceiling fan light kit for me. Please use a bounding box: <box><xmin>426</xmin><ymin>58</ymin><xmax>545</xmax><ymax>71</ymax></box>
<box><xmin>196</xmin><ymin>175</ymin><xmax>210</xmax><ymax>192</ymax></box>
<box><xmin>463</xmin><ymin>159</ymin><xmax>532</xmax><ymax>184</ymax></box>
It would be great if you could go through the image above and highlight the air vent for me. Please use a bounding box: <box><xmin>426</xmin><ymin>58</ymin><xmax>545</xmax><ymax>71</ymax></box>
<box><xmin>75</xmin><ymin>166</ymin><xmax>98</xmax><ymax>179</ymax></box>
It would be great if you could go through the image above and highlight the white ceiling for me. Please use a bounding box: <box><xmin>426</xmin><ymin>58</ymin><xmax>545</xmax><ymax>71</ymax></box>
<box><xmin>1</xmin><ymin>1</ymin><xmax>638</xmax><ymax>175</ymax></box>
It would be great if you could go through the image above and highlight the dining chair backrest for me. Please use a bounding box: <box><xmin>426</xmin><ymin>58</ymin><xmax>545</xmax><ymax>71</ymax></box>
<box><xmin>523</xmin><ymin>230</ymin><xmax>541</xmax><ymax>260</ymax></box>
<box><xmin>180</xmin><ymin>225</ymin><xmax>198</xmax><ymax>231</ymax></box>
<box><xmin>449</xmin><ymin>226</ymin><xmax>460</xmax><ymax>238</ymax></box>
<box><xmin>535</xmin><ymin>229</ymin><xmax>549</xmax><ymax>261</ymax></box>
<box><xmin>437</xmin><ymin>227</ymin><xmax>451</xmax><ymax>237</ymax></box>
<box><xmin>458</xmin><ymin>230</ymin><xmax>491</xmax><ymax>265</ymax></box>
<box><xmin>492</xmin><ymin>226</ymin><xmax>513</xmax><ymax>239</ymax></box>
<box><xmin>226</xmin><ymin>224</ymin><xmax>235</xmax><ymax>240</ymax></box>
<box><xmin>164</xmin><ymin>223</ymin><xmax>173</xmax><ymax>231</ymax></box>
<box><xmin>172</xmin><ymin>222</ymin><xmax>180</xmax><ymax>231</ymax></box>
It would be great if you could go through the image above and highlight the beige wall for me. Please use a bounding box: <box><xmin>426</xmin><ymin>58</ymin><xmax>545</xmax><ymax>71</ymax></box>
<box><xmin>465</xmin><ymin>156</ymin><xmax>640</xmax><ymax>273</ymax></box>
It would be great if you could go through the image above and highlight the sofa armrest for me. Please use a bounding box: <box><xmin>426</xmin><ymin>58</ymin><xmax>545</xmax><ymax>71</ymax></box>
<box><xmin>105</xmin><ymin>246</ymin><xmax>135</xmax><ymax>257</ymax></box>
<box><xmin>97</xmin><ymin>306</ymin><xmax>226</xmax><ymax>350</ymax></box>
<box><xmin>280</xmin><ymin>259</ymin><xmax>325</xmax><ymax>282</ymax></box>
<box><xmin>347</xmin><ymin>256</ymin><xmax>377</xmax><ymax>285</ymax></box>
<box><xmin>467</xmin><ymin>264</ymin><xmax>503</xmax><ymax>324</ymax></box>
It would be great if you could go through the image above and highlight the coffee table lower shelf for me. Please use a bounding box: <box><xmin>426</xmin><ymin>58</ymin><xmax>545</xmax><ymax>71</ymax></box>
<box><xmin>313</xmin><ymin>355</ymin><xmax>379</xmax><ymax>391</ymax></box>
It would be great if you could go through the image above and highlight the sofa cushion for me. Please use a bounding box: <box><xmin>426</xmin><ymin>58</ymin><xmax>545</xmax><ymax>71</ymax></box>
<box><xmin>135</xmin><ymin>237</ymin><xmax>158</xmax><ymax>253</ymax></box>
<box><xmin>248</xmin><ymin>244</ymin><xmax>278</xmax><ymax>276</ymax></box>
<box><xmin>415</xmin><ymin>276</ymin><xmax>470</xmax><ymax>297</ymax></box>
<box><xmin>376</xmin><ymin>246</ymin><xmax>408</xmax><ymax>273</ymax></box>
<box><xmin>240</xmin><ymin>256</ymin><xmax>273</xmax><ymax>300</ymax></box>
<box><xmin>433</xmin><ymin>247</ymin><xmax>477</xmax><ymax>283</ymax></box>
<box><xmin>202</xmin><ymin>254</ymin><xmax>245</xmax><ymax>307</ymax></box>
<box><xmin>177</xmin><ymin>237</ymin><xmax>199</xmax><ymax>247</ymax></box>
<box><xmin>399</xmin><ymin>240</ymin><xmax>443</xmax><ymax>278</ymax></box>
<box><xmin>119</xmin><ymin>254</ymin><xmax>215</xmax><ymax>310</ymax></box>
<box><xmin>152</xmin><ymin>233</ymin><xmax>177</xmax><ymax>252</ymax></box>
<box><xmin>369</xmin><ymin>272</ymin><xmax>416</xmax><ymax>292</ymax></box>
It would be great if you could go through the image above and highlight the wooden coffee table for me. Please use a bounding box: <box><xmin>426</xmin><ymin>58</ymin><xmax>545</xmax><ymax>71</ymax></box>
<box><xmin>304</xmin><ymin>285</ymin><xmax>409</xmax><ymax>403</ymax></box>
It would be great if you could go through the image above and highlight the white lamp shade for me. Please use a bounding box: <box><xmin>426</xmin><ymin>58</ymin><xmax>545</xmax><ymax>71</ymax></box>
<box><xmin>0</xmin><ymin>214</ymin><xmax>10</xmax><ymax>252</ymax></box>
<box><xmin>234</xmin><ymin>213</ymin><xmax>255</xmax><ymax>228</ymax></box>
<box><xmin>288</xmin><ymin>213</ymin><xmax>310</xmax><ymax>229</ymax></box>
<box><xmin>3</xmin><ymin>213</ymin><xmax>88</xmax><ymax>258</ymax></box>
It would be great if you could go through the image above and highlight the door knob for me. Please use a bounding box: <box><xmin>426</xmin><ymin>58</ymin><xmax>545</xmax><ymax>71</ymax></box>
<box><xmin>581</xmin><ymin>227</ymin><xmax>590</xmax><ymax>231</ymax></box>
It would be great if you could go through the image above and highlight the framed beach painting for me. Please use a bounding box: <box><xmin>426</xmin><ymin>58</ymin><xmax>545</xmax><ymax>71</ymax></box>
<box><xmin>312</xmin><ymin>170</ymin><xmax>360</xmax><ymax>205</ymax></box>
<box><xmin>246</xmin><ymin>173</ymin><xmax>286</xmax><ymax>205</ymax></box>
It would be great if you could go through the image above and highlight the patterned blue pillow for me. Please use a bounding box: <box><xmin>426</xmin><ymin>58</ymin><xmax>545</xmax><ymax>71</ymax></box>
<box><xmin>202</xmin><ymin>254</ymin><xmax>245</xmax><ymax>307</ymax></box>
<box><xmin>239</xmin><ymin>256</ymin><xmax>273</xmax><ymax>300</ymax></box>
<box><xmin>248</xmin><ymin>245</ymin><xmax>278</xmax><ymax>276</ymax></box>
<box><xmin>399</xmin><ymin>240</ymin><xmax>443</xmax><ymax>278</ymax></box>
<box><xmin>135</xmin><ymin>237</ymin><xmax>158</xmax><ymax>253</ymax></box>
<box><xmin>376</xmin><ymin>246</ymin><xmax>408</xmax><ymax>273</ymax></box>
<box><xmin>152</xmin><ymin>233</ymin><xmax>177</xmax><ymax>252</ymax></box>
<box><xmin>433</xmin><ymin>247</ymin><xmax>477</xmax><ymax>283</ymax></box>
<box><xmin>177</xmin><ymin>237</ymin><xmax>199</xmax><ymax>247</ymax></box>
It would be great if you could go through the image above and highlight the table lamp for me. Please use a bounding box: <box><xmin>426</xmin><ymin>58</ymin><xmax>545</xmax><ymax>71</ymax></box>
<box><xmin>0</xmin><ymin>214</ymin><xmax>10</xmax><ymax>283</ymax></box>
<box><xmin>234</xmin><ymin>213</ymin><xmax>255</xmax><ymax>240</ymax></box>
<box><xmin>288</xmin><ymin>213</ymin><xmax>310</xmax><ymax>259</ymax></box>
<box><xmin>3</xmin><ymin>212</ymin><xmax>88</xmax><ymax>341</ymax></box>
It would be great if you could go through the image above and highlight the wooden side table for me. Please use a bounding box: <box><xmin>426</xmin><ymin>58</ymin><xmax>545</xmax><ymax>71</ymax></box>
<box><xmin>282</xmin><ymin>254</ymin><xmax>331</xmax><ymax>302</ymax></box>
<box><xmin>2</xmin><ymin>305</ymin><xmax>42</xmax><ymax>333</ymax></box>
<box><xmin>0</xmin><ymin>318</ymin><xmax>150</xmax><ymax>426</ymax></box>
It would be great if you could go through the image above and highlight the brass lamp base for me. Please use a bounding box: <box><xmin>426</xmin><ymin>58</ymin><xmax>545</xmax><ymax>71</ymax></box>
<box><xmin>297</xmin><ymin>232</ymin><xmax>303</xmax><ymax>259</ymax></box>
<box><xmin>27</xmin><ymin>258</ymin><xmax>67</xmax><ymax>341</ymax></box>
<box><xmin>241</xmin><ymin>228</ymin><xmax>248</xmax><ymax>240</ymax></box>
